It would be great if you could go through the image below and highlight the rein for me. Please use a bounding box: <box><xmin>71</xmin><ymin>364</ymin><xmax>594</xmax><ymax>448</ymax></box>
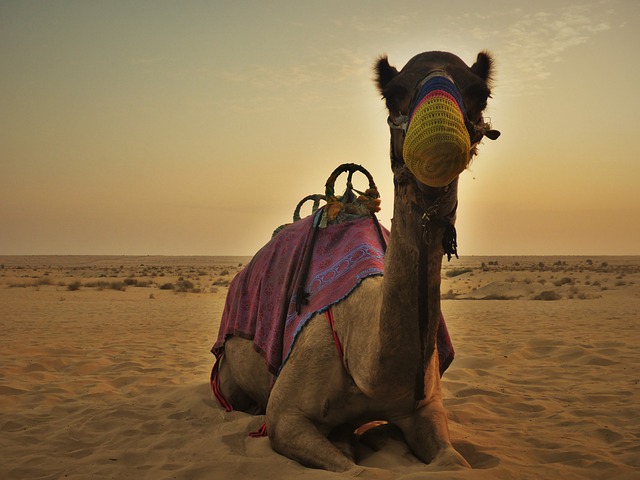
<box><xmin>413</xmin><ymin>183</ymin><xmax>458</xmax><ymax>402</ymax></box>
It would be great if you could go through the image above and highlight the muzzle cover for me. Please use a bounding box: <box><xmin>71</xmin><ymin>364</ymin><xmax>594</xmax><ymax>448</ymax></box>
<box><xmin>403</xmin><ymin>74</ymin><xmax>471</xmax><ymax>187</ymax></box>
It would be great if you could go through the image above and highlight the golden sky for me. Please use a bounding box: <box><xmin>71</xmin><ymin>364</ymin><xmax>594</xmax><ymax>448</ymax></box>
<box><xmin>2</xmin><ymin>0</ymin><xmax>639</xmax><ymax>255</ymax></box>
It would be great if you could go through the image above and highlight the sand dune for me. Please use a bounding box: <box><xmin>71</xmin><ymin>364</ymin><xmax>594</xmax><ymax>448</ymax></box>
<box><xmin>1</xmin><ymin>256</ymin><xmax>638</xmax><ymax>479</ymax></box>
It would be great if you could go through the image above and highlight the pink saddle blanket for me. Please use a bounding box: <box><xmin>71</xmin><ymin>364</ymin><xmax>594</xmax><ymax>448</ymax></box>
<box><xmin>211</xmin><ymin>212</ymin><xmax>454</xmax><ymax>380</ymax></box>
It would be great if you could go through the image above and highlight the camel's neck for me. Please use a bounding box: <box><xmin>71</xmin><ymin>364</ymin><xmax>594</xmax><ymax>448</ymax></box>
<box><xmin>351</xmin><ymin>171</ymin><xmax>452</xmax><ymax>401</ymax></box>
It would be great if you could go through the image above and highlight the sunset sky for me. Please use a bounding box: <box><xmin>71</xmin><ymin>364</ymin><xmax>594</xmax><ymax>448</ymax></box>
<box><xmin>2</xmin><ymin>0</ymin><xmax>639</xmax><ymax>256</ymax></box>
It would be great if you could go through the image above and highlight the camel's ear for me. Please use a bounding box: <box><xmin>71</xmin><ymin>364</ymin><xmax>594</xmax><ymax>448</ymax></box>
<box><xmin>470</xmin><ymin>51</ymin><xmax>494</xmax><ymax>85</ymax></box>
<box><xmin>374</xmin><ymin>55</ymin><xmax>407</xmax><ymax>113</ymax></box>
<box><xmin>374</xmin><ymin>55</ymin><xmax>399</xmax><ymax>95</ymax></box>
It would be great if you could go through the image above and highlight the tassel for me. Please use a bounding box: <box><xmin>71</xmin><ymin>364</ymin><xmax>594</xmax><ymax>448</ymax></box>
<box><xmin>294</xmin><ymin>288</ymin><xmax>310</xmax><ymax>313</ymax></box>
<box><xmin>442</xmin><ymin>222</ymin><xmax>458</xmax><ymax>262</ymax></box>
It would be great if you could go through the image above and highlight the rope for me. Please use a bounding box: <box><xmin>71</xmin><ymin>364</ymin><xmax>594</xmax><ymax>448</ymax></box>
<box><xmin>295</xmin><ymin>209</ymin><xmax>322</xmax><ymax>314</ymax></box>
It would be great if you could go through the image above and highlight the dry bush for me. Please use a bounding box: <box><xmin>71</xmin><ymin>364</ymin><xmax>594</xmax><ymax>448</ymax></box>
<box><xmin>533</xmin><ymin>290</ymin><xmax>562</xmax><ymax>301</ymax></box>
<box><xmin>441</xmin><ymin>289</ymin><xmax>459</xmax><ymax>299</ymax></box>
<box><xmin>553</xmin><ymin>277</ymin><xmax>574</xmax><ymax>287</ymax></box>
<box><xmin>446</xmin><ymin>268</ymin><xmax>473</xmax><ymax>278</ymax></box>
<box><xmin>110</xmin><ymin>281</ymin><xmax>126</xmax><ymax>291</ymax></box>
<box><xmin>481</xmin><ymin>294</ymin><xmax>519</xmax><ymax>300</ymax></box>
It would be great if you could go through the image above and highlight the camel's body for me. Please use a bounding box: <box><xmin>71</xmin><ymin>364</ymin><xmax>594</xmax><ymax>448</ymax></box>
<box><xmin>214</xmin><ymin>50</ymin><xmax>498</xmax><ymax>472</ymax></box>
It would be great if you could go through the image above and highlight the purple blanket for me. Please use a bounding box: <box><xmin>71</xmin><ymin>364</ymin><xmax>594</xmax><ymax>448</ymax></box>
<box><xmin>212</xmin><ymin>213</ymin><xmax>387</xmax><ymax>375</ymax></box>
<box><xmin>212</xmin><ymin>212</ymin><xmax>454</xmax><ymax>379</ymax></box>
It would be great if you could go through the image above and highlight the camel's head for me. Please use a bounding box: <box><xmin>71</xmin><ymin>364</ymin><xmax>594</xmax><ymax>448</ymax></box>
<box><xmin>375</xmin><ymin>51</ymin><xmax>499</xmax><ymax>189</ymax></box>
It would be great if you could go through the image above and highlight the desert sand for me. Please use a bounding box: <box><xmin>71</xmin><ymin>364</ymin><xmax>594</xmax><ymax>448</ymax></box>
<box><xmin>1</xmin><ymin>255</ymin><xmax>638</xmax><ymax>479</ymax></box>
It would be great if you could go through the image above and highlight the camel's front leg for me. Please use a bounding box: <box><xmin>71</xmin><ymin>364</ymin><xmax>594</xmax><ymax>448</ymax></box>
<box><xmin>265</xmin><ymin>315</ymin><xmax>358</xmax><ymax>471</ymax></box>
<box><xmin>394</xmin><ymin>397</ymin><xmax>470</xmax><ymax>469</ymax></box>
<box><xmin>268</xmin><ymin>412</ymin><xmax>354</xmax><ymax>472</ymax></box>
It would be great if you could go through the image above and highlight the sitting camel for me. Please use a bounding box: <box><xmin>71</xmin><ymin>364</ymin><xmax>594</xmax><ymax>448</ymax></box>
<box><xmin>211</xmin><ymin>49</ymin><xmax>499</xmax><ymax>472</ymax></box>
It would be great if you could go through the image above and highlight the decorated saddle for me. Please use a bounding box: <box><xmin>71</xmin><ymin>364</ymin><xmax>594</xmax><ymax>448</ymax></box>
<box><xmin>212</xmin><ymin>212</ymin><xmax>389</xmax><ymax>376</ymax></box>
<box><xmin>211</xmin><ymin>164</ymin><xmax>454</xmax><ymax>401</ymax></box>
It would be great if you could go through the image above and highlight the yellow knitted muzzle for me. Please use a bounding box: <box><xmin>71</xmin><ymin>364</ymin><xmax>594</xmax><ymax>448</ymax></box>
<box><xmin>403</xmin><ymin>76</ymin><xmax>471</xmax><ymax>187</ymax></box>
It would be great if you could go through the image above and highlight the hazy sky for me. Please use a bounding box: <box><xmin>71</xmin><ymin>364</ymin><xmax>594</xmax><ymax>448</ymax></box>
<box><xmin>2</xmin><ymin>0</ymin><xmax>639</xmax><ymax>255</ymax></box>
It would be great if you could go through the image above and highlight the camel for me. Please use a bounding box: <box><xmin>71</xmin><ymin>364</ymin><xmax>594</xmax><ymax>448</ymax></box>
<box><xmin>212</xmin><ymin>50</ymin><xmax>499</xmax><ymax>472</ymax></box>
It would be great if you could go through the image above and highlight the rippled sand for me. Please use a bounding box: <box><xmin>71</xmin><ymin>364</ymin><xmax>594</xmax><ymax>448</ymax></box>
<box><xmin>1</xmin><ymin>255</ymin><xmax>638</xmax><ymax>479</ymax></box>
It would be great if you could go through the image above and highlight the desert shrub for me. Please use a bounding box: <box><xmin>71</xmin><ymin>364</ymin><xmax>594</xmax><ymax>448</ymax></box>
<box><xmin>441</xmin><ymin>289</ymin><xmax>459</xmax><ymax>299</ymax></box>
<box><xmin>533</xmin><ymin>290</ymin><xmax>561</xmax><ymax>301</ymax></box>
<box><xmin>175</xmin><ymin>279</ymin><xmax>194</xmax><ymax>292</ymax></box>
<box><xmin>446</xmin><ymin>268</ymin><xmax>473</xmax><ymax>278</ymax></box>
<box><xmin>481</xmin><ymin>294</ymin><xmax>518</xmax><ymax>300</ymax></box>
<box><xmin>109</xmin><ymin>281</ymin><xmax>126</xmax><ymax>291</ymax></box>
<box><xmin>553</xmin><ymin>277</ymin><xmax>573</xmax><ymax>287</ymax></box>
<box><xmin>67</xmin><ymin>281</ymin><xmax>82</xmax><ymax>291</ymax></box>
<box><xmin>159</xmin><ymin>283</ymin><xmax>174</xmax><ymax>290</ymax></box>
<box><xmin>123</xmin><ymin>277</ymin><xmax>138</xmax><ymax>286</ymax></box>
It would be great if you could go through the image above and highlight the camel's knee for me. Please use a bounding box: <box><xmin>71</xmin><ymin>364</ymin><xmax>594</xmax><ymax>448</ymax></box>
<box><xmin>267</xmin><ymin>413</ymin><xmax>354</xmax><ymax>472</ymax></box>
<box><xmin>267</xmin><ymin>412</ymin><xmax>306</xmax><ymax>455</ymax></box>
